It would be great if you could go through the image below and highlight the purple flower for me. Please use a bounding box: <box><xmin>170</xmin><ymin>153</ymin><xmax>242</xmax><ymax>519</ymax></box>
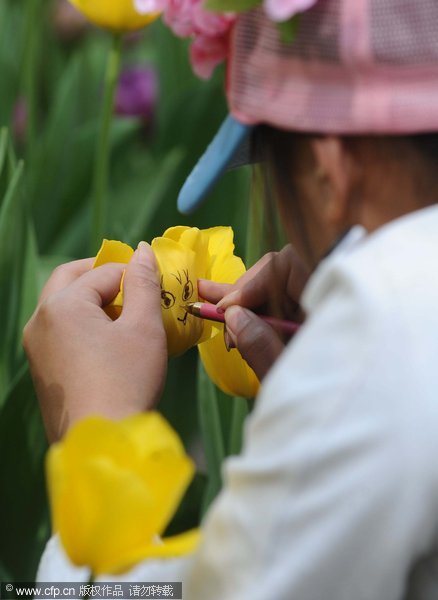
<box><xmin>115</xmin><ymin>66</ymin><xmax>158</xmax><ymax>121</ymax></box>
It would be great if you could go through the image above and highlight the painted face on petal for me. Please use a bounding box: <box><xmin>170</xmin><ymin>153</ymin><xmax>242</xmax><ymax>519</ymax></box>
<box><xmin>152</xmin><ymin>237</ymin><xmax>204</xmax><ymax>356</ymax></box>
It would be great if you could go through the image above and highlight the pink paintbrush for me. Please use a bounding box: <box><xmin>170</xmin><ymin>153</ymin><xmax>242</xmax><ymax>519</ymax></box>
<box><xmin>184</xmin><ymin>302</ymin><xmax>301</xmax><ymax>338</ymax></box>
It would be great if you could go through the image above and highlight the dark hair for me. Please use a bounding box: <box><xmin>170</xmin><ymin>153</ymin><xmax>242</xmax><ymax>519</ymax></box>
<box><xmin>251</xmin><ymin>126</ymin><xmax>438</xmax><ymax>265</ymax></box>
<box><xmin>410</xmin><ymin>133</ymin><xmax>438</xmax><ymax>164</ymax></box>
<box><xmin>251</xmin><ymin>126</ymin><xmax>318</xmax><ymax>267</ymax></box>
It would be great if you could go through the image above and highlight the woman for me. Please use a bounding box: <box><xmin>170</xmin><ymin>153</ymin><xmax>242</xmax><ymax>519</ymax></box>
<box><xmin>26</xmin><ymin>2</ymin><xmax>438</xmax><ymax>598</ymax></box>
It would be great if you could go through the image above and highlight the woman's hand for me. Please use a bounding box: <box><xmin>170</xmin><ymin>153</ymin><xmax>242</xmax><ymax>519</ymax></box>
<box><xmin>23</xmin><ymin>242</ymin><xmax>167</xmax><ymax>443</ymax></box>
<box><xmin>198</xmin><ymin>245</ymin><xmax>310</xmax><ymax>379</ymax></box>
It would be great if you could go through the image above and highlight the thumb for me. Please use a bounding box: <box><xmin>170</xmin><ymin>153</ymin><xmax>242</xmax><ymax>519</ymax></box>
<box><xmin>225</xmin><ymin>306</ymin><xmax>285</xmax><ymax>380</ymax></box>
<box><xmin>121</xmin><ymin>242</ymin><xmax>163</xmax><ymax>333</ymax></box>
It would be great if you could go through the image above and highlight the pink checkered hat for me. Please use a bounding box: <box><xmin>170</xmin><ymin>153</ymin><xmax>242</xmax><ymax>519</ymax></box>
<box><xmin>229</xmin><ymin>0</ymin><xmax>438</xmax><ymax>134</ymax></box>
<box><xmin>178</xmin><ymin>0</ymin><xmax>438</xmax><ymax>213</ymax></box>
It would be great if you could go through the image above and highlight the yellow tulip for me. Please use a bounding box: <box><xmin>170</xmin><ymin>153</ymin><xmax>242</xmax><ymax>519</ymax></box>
<box><xmin>93</xmin><ymin>240</ymin><xmax>133</xmax><ymax>320</ymax></box>
<box><xmin>93</xmin><ymin>227</ymin><xmax>259</xmax><ymax>398</ymax></box>
<box><xmin>93</xmin><ymin>236</ymin><xmax>203</xmax><ymax>355</ymax></box>
<box><xmin>68</xmin><ymin>0</ymin><xmax>160</xmax><ymax>32</ymax></box>
<box><xmin>160</xmin><ymin>226</ymin><xmax>259</xmax><ymax>398</ymax></box>
<box><xmin>47</xmin><ymin>413</ymin><xmax>200</xmax><ymax>575</ymax></box>
<box><xmin>152</xmin><ymin>235</ymin><xmax>204</xmax><ymax>356</ymax></box>
<box><xmin>198</xmin><ymin>325</ymin><xmax>259</xmax><ymax>398</ymax></box>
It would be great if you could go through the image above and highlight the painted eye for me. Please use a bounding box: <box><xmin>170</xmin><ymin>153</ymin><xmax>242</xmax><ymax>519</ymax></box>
<box><xmin>182</xmin><ymin>280</ymin><xmax>194</xmax><ymax>302</ymax></box>
<box><xmin>161</xmin><ymin>290</ymin><xmax>175</xmax><ymax>310</ymax></box>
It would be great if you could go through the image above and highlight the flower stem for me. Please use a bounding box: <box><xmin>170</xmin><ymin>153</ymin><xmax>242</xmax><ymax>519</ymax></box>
<box><xmin>228</xmin><ymin>396</ymin><xmax>249</xmax><ymax>456</ymax></box>
<box><xmin>197</xmin><ymin>358</ymin><xmax>225</xmax><ymax>516</ymax></box>
<box><xmin>83</xmin><ymin>576</ymin><xmax>94</xmax><ymax>600</ymax></box>
<box><xmin>22</xmin><ymin>0</ymin><xmax>42</xmax><ymax>167</ymax></box>
<box><xmin>91</xmin><ymin>33</ymin><xmax>122</xmax><ymax>253</ymax></box>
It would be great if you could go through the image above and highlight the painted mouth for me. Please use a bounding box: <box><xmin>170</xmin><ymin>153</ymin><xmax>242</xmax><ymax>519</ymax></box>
<box><xmin>177</xmin><ymin>311</ymin><xmax>188</xmax><ymax>326</ymax></box>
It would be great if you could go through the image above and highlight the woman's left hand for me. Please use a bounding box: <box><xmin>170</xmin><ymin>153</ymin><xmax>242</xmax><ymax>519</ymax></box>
<box><xmin>23</xmin><ymin>242</ymin><xmax>167</xmax><ymax>443</ymax></box>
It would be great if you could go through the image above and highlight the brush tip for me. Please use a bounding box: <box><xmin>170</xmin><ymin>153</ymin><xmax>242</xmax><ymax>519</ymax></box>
<box><xmin>184</xmin><ymin>302</ymin><xmax>202</xmax><ymax>316</ymax></box>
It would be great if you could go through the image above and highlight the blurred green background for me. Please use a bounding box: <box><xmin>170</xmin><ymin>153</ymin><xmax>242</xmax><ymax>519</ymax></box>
<box><xmin>0</xmin><ymin>0</ymin><xmax>261</xmax><ymax>581</ymax></box>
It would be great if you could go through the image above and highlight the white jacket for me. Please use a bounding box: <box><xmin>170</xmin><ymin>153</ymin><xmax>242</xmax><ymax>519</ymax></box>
<box><xmin>38</xmin><ymin>205</ymin><xmax>438</xmax><ymax>599</ymax></box>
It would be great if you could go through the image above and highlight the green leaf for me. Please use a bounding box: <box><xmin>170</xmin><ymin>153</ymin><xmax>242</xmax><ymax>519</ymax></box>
<box><xmin>0</xmin><ymin>158</ymin><xmax>39</xmax><ymax>403</ymax></box>
<box><xmin>164</xmin><ymin>472</ymin><xmax>207</xmax><ymax>536</ymax></box>
<box><xmin>30</xmin><ymin>56</ymin><xmax>90</xmax><ymax>251</ymax></box>
<box><xmin>0</xmin><ymin>559</ymin><xmax>13</xmax><ymax>583</ymax></box>
<box><xmin>277</xmin><ymin>15</ymin><xmax>301</xmax><ymax>44</ymax></box>
<box><xmin>0</xmin><ymin>366</ymin><xmax>50</xmax><ymax>580</ymax></box>
<box><xmin>204</xmin><ymin>0</ymin><xmax>262</xmax><ymax>12</ymax></box>
<box><xmin>38</xmin><ymin>255</ymin><xmax>73</xmax><ymax>291</ymax></box>
<box><xmin>0</xmin><ymin>128</ymin><xmax>8</xmax><ymax>177</ymax></box>
<box><xmin>0</xmin><ymin>127</ymin><xmax>9</xmax><ymax>201</ymax></box>
<box><xmin>118</xmin><ymin>148</ymin><xmax>185</xmax><ymax>246</ymax></box>
<box><xmin>0</xmin><ymin>129</ymin><xmax>18</xmax><ymax>204</ymax></box>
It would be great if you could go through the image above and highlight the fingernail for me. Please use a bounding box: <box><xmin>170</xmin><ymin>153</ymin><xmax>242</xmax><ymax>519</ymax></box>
<box><xmin>223</xmin><ymin>325</ymin><xmax>235</xmax><ymax>352</ymax></box>
<box><xmin>137</xmin><ymin>240</ymin><xmax>150</xmax><ymax>252</ymax></box>
<box><xmin>225</xmin><ymin>305</ymin><xmax>252</xmax><ymax>337</ymax></box>
<box><xmin>217</xmin><ymin>289</ymin><xmax>240</xmax><ymax>313</ymax></box>
<box><xmin>133</xmin><ymin>241</ymin><xmax>151</xmax><ymax>263</ymax></box>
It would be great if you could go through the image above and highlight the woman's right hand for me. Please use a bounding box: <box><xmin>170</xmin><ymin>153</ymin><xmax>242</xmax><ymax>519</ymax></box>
<box><xmin>198</xmin><ymin>245</ymin><xmax>310</xmax><ymax>379</ymax></box>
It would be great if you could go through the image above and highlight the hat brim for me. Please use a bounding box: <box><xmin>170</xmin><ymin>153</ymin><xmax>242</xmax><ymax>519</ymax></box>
<box><xmin>177</xmin><ymin>115</ymin><xmax>255</xmax><ymax>215</ymax></box>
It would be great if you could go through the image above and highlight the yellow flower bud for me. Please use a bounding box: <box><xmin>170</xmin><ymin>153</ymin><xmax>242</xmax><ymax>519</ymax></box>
<box><xmin>68</xmin><ymin>0</ymin><xmax>160</xmax><ymax>32</ymax></box>
<box><xmin>46</xmin><ymin>413</ymin><xmax>200</xmax><ymax>575</ymax></box>
<box><xmin>93</xmin><ymin>226</ymin><xmax>259</xmax><ymax>398</ymax></box>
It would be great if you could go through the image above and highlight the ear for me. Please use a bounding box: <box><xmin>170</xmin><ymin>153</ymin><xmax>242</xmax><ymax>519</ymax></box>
<box><xmin>310</xmin><ymin>136</ymin><xmax>358</xmax><ymax>228</ymax></box>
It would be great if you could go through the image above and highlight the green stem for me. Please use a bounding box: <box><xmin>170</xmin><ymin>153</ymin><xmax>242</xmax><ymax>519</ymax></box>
<box><xmin>228</xmin><ymin>396</ymin><xmax>249</xmax><ymax>456</ymax></box>
<box><xmin>83</xmin><ymin>576</ymin><xmax>94</xmax><ymax>600</ymax></box>
<box><xmin>91</xmin><ymin>33</ymin><xmax>122</xmax><ymax>253</ymax></box>
<box><xmin>197</xmin><ymin>358</ymin><xmax>225</xmax><ymax>516</ymax></box>
<box><xmin>22</xmin><ymin>0</ymin><xmax>42</xmax><ymax>166</ymax></box>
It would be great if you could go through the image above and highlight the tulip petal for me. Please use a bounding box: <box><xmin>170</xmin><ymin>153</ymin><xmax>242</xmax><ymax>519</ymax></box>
<box><xmin>202</xmin><ymin>227</ymin><xmax>246</xmax><ymax>283</ymax></box>
<box><xmin>151</xmin><ymin>237</ymin><xmax>204</xmax><ymax>356</ymax></box>
<box><xmin>141</xmin><ymin>528</ymin><xmax>201</xmax><ymax>559</ymax></box>
<box><xmin>52</xmin><ymin>459</ymin><xmax>155</xmax><ymax>574</ymax></box>
<box><xmin>46</xmin><ymin>414</ymin><xmax>196</xmax><ymax>575</ymax></box>
<box><xmin>93</xmin><ymin>239</ymin><xmax>134</xmax><ymax>267</ymax></box>
<box><xmin>161</xmin><ymin>226</ymin><xmax>209</xmax><ymax>279</ymax></box>
<box><xmin>68</xmin><ymin>0</ymin><xmax>160</xmax><ymax>32</ymax></box>
<box><xmin>94</xmin><ymin>240</ymin><xmax>133</xmax><ymax>320</ymax></box>
<box><xmin>161</xmin><ymin>226</ymin><xmax>190</xmax><ymax>243</ymax></box>
<box><xmin>122</xmin><ymin>412</ymin><xmax>186</xmax><ymax>457</ymax></box>
<box><xmin>198</xmin><ymin>323</ymin><xmax>259</xmax><ymax>399</ymax></box>
<box><xmin>121</xmin><ymin>414</ymin><xmax>195</xmax><ymax>536</ymax></box>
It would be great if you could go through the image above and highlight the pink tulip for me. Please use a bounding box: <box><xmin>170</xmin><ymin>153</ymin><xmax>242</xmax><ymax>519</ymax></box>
<box><xmin>162</xmin><ymin>0</ymin><xmax>235</xmax><ymax>79</ymax></box>
<box><xmin>163</xmin><ymin>0</ymin><xmax>197</xmax><ymax>37</ymax></box>
<box><xmin>192</xmin><ymin>4</ymin><xmax>234</xmax><ymax>37</ymax></box>
<box><xmin>190</xmin><ymin>33</ymin><xmax>230</xmax><ymax>80</ymax></box>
